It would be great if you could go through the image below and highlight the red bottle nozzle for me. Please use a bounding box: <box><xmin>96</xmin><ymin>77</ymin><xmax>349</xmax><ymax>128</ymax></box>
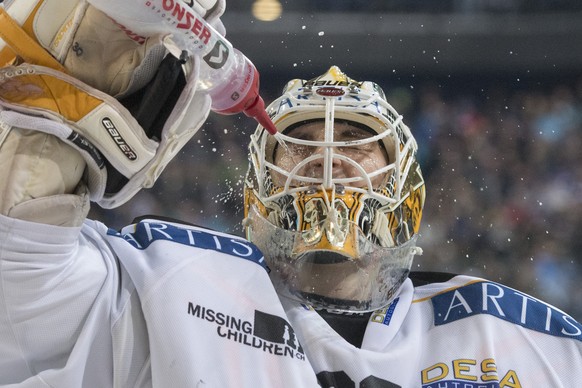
<box><xmin>210</xmin><ymin>63</ymin><xmax>278</xmax><ymax>135</ymax></box>
<box><xmin>243</xmin><ymin>95</ymin><xmax>278</xmax><ymax>135</ymax></box>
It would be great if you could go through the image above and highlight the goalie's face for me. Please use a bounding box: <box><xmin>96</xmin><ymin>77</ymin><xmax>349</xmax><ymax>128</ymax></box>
<box><xmin>262</xmin><ymin>120</ymin><xmax>398</xmax><ymax>308</ymax></box>
<box><xmin>273</xmin><ymin>120</ymin><xmax>390</xmax><ymax>189</ymax></box>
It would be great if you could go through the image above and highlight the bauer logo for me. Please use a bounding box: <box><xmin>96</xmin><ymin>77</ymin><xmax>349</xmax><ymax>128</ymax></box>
<box><xmin>101</xmin><ymin>118</ymin><xmax>137</xmax><ymax>161</ymax></box>
<box><xmin>315</xmin><ymin>87</ymin><xmax>345</xmax><ymax>97</ymax></box>
<box><xmin>303</xmin><ymin>79</ymin><xmax>363</xmax><ymax>88</ymax></box>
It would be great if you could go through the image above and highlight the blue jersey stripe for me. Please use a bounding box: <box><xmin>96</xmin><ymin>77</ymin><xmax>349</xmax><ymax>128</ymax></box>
<box><xmin>431</xmin><ymin>280</ymin><xmax>582</xmax><ymax>341</ymax></box>
<box><xmin>108</xmin><ymin>220</ymin><xmax>267</xmax><ymax>269</ymax></box>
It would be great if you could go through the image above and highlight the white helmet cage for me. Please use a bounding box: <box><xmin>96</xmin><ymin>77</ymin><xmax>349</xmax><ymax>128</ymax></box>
<box><xmin>244</xmin><ymin>66</ymin><xmax>425</xmax><ymax>312</ymax></box>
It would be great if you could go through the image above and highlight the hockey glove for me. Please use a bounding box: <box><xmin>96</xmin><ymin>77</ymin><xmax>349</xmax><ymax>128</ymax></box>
<box><xmin>0</xmin><ymin>0</ymin><xmax>225</xmax><ymax>209</ymax></box>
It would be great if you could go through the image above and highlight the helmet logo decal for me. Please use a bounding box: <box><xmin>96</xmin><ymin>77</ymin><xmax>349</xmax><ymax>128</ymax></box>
<box><xmin>405</xmin><ymin>186</ymin><xmax>425</xmax><ymax>234</ymax></box>
<box><xmin>315</xmin><ymin>87</ymin><xmax>345</xmax><ymax>97</ymax></box>
<box><xmin>300</xmin><ymin>196</ymin><xmax>350</xmax><ymax>248</ymax></box>
<box><xmin>359</xmin><ymin>198</ymin><xmax>381</xmax><ymax>239</ymax></box>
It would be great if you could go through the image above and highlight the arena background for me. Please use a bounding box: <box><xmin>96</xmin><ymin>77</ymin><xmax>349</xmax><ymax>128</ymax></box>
<box><xmin>90</xmin><ymin>1</ymin><xmax>582</xmax><ymax>321</ymax></box>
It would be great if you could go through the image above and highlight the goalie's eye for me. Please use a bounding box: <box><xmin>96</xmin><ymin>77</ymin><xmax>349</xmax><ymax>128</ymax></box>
<box><xmin>273</xmin><ymin>120</ymin><xmax>389</xmax><ymax>188</ymax></box>
<box><xmin>278</xmin><ymin>122</ymin><xmax>386</xmax><ymax>160</ymax></box>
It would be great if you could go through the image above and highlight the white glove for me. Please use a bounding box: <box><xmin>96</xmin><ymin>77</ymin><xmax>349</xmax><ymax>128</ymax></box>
<box><xmin>0</xmin><ymin>0</ymin><xmax>226</xmax><ymax>210</ymax></box>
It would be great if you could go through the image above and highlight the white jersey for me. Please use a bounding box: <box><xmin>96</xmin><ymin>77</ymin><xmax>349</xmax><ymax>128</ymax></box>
<box><xmin>1</xmin><ymin>214</ymin><xmax>581</xmax><ymax>387</ymax></box>
<box><xmin>286</xmin><ymin>277</ymin><xmax>582</xmax><ymax>387</ymax></box>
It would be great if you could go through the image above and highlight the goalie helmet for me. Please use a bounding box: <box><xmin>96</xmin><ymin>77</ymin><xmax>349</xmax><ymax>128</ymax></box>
<box><xmin>244</xmin><ymin>66</ymin><xmax>425</xmax><ymax>312</ymax></box>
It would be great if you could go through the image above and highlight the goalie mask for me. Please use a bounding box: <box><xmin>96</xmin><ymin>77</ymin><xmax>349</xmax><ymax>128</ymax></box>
<box><xmin>244</xmin><ymin>66</ymin><xmax>425</xmax><ymax>312</ymax></box>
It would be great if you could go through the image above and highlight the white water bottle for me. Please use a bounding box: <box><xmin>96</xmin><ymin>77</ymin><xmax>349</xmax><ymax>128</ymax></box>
<box><xmin>87</xmin><ymin>0</ymin><xmax>277</xmax><ymax>134</ymax></box>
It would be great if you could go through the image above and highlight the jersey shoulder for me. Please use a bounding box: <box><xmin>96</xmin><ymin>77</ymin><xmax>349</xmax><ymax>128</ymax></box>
<box><xmin>107</xmin><ymin>215</ymin><xmax>267</xmax><ymax>269</ymax></box>
<box><xmin>411</xmin><ymin>271</ymin><xmax>582</xmax><ymax>342</ymax></box>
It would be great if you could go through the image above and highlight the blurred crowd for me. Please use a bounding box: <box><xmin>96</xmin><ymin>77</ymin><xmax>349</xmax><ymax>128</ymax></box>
<box><xmin>408</xmin><ymin>76</ymin><xmax>582</xmax><ymax>321</ymax></box>
<box><xmin>90</xmin><ymin>74</ymin><xmax>582</xmax><ymax>321</ymax></box>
